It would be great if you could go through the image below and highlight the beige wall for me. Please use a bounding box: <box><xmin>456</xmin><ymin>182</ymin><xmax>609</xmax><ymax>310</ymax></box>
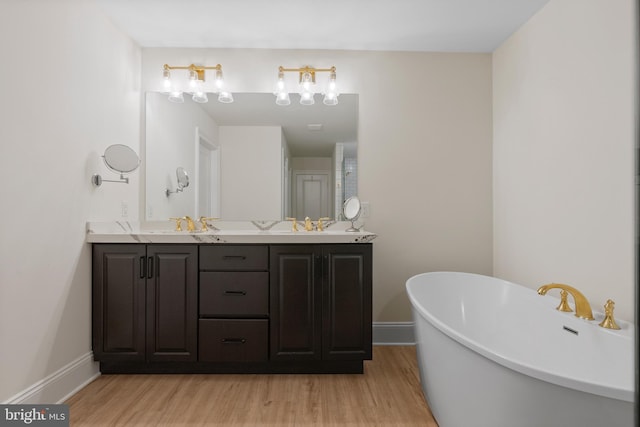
<box><xmin>493</xmin><ymin>0</ymin><xmax>636</xmax><ymax>321</ymax></box>
<box><xmin>141</xmin><ymin>49</ymin><xmax>495</xmax><ymax>322</ymax></box>
<box><xmin>219</xmin><ymin>126</ymin><xmax>284</xmax><ymax>219</ymax></box>
<box><xmin>0</xmin><ymin>0</ymin><xmax>141</xmax><ymax>402</ymax></box>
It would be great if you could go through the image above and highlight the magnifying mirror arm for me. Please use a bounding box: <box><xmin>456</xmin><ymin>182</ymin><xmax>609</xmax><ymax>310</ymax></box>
<box><xmin>165</xmin><ymin>186</ymin><xmax>185</xmax><ymax>197</ymax></box>
<box><xmin>91</xmin><ymin>173</ymin><xmax>130</xmax><ymax>186</ymax></box>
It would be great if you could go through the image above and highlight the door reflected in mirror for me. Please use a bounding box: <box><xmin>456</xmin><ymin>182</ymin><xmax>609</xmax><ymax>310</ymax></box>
<box><xmin>145</xmin><ymin>92</ymin><xmax>358</xmax><ymax>221</ymax></box>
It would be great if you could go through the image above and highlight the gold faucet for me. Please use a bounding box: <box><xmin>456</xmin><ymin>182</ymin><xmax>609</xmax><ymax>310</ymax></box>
<box><xmin>285</xmin><ymin>217</ymin><xmax>298</xmax><ymax>232</ymax></box>
<box><xmin>183</xmin><ymin>216</ymin><xmax>197</xmax><ymax>232</ymax></box>
<box><xmin>537</xmin><ymin>283</ymin><xmax>594</xmax><ymax>320</ymax></box>
<box><xmin>169</xmin><ymin>217</ymin><xmax>184</xmax><ymax>231</ymax></box>
<box><xmin>198</xmin><ymin>217</ymin><xmax>218</xmax><ymax>232</ymax></box>
<box><xmin>316</xmin><ymin>217</ymin><xmax>330</xmax><ymax>231</ymax></box>
<box><xmin>304</xmin><ymin>217</ymin><xmax>314</xmax><ymax>231</ymax></box>
<box><xmin>599</xmin><ymin>299</ymin><xmax>620</xmax><ymax>330</ymax></box>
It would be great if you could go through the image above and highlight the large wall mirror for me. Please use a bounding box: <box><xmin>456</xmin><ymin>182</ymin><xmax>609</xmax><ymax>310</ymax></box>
<box><xmin>145</xmin><ymin>92</ymin><xmax>358</xmax><ymax>221</ymax></box>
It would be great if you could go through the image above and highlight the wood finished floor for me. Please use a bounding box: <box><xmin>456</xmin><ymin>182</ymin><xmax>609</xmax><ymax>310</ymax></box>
<box><xmin>66</xmin><ymin>346</ymin><xmax>438</xmax><ymax>426</ymax></box>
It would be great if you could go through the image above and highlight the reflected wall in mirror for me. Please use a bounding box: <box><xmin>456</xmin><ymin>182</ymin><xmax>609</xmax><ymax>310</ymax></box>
<box><xmin>145</xmin><ymin>92</ymin><xmax>358</xmax><ymax>221</ymax></box>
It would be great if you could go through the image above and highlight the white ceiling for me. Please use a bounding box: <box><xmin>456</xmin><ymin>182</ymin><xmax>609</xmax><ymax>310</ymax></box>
<box><xmin>96</xmin><ymin>0</ymin><xmax>550</xmax><ymax>52</ymax></box>
<box><xmin>100</xmin><ymin>0</ymin><xmax>550</xmax><ymax>156</ymax></box>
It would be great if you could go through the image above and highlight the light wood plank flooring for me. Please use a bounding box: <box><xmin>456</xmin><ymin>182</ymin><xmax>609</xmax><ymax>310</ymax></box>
<box><xmin>66</xmin><ymin>346</ymin><xmax>438</xmax><ymax>426</ymax></box>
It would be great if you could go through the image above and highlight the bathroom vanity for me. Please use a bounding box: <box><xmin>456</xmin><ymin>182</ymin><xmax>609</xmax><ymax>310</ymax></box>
<box><xmin>88</xmin><ymin>221</ymin><xmax>375</xmax><ymax>374</ymax></box>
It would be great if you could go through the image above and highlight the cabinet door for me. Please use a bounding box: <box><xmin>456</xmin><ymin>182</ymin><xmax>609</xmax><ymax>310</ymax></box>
<box><xmin>146</xmin><ymin>245</ymin><xmax>198</xmax><ymax>362</ymax></box>
<box><xmin>322</xmin><ymin>244</ymin><xmax>372</xmax><ymax>360</ymax></box>
<box><xmin>92</xmin><ymin>244</ymin><xmax>146</xmax><ymax>361</ymax></box>
<box><xmin>269</xmin><ymin>245</ymin><xmax>322</xmax><ymax>360</ymax></box>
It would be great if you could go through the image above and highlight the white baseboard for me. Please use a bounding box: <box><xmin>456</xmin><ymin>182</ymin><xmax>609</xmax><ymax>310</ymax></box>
<box><xmin>4</xmin><ymin>352</ymin><xmax>100</xmax><ymax>404</ymax></box>
<box><xmin>372</xmin><ymin>321</ymin><xmax>415</xmax><ymax>345</ymax></box>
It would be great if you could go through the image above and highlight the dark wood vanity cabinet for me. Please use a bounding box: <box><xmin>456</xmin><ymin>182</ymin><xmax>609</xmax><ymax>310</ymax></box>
<box><xmin>92</xmin><ymin>242</ymin><xmax>372</xmax><ymax>373</ymax></box>
<box><xmin>270</xmin><ymin>244</ymin><xmax>372</xmax><ymax>362</ymax></box>
<box><xmin>92</xmin><ymin>244</ymin><xmax>198</xmax><ymax>363</ymax></box>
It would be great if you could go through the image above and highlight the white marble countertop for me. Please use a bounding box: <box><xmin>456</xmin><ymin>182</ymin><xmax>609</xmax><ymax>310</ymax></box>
<box><xmin>86</xmin><ymin>220</ymin><xmax>377</xmax><ymax>244</ymax></box>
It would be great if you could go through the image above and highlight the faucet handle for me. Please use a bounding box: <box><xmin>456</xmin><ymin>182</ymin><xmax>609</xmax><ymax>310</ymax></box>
<box><xmin>599</xmin><ymin>299</ymin><xmax>621</xmax><ymax>330</ymax></box>
<box><xmin>285</xmin><ymin>217</ymin><xmax>298</xmax><ymax>232</ymax></box>
<box><xmin>198</xmin><ymin>217</ymin><xmax>218</xmax><ymax>232</ymax></box>
<box><xmin>317</xmin><ymin>217</ymin><xmax>330</xmax><ymax>231</ymax></box>
<box><xmin>556</xmin><ymin>289</ymin><xmax>573</xmax><ymax>313</ymax></box>
<box><xmin>169</xmin><ymin>217</ymin><xmax>184</xmax><ymax>231</ymax></box>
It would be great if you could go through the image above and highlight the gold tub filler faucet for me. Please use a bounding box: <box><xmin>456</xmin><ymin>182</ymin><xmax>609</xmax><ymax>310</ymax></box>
<box><xmin>537</xmin><ymin>283</ymin><xmax>594</xmax><ymax>320</ymax></box>
<box><xmin>537</xmin><ymin>283</ymin><xmax>622</xmax><ymax>329</ymax></box>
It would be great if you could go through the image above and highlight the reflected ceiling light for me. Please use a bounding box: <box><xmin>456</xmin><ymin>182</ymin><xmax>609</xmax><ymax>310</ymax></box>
<box><xmin>161</xmin><ymin>63</ymin><xmax>233</xmax><ymax>104</ymax></box>
<box><xmin>274</xmin><ymin>66</ymin><xmax>339</xmax><ymax>106</ymax></box>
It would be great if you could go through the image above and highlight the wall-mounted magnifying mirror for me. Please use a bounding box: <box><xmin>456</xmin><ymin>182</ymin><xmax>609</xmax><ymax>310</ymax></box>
<box><xmin>166</xmin><ymin>167</ymin><xmax>190</xmax><ymax>197</ymax></box>
<box><xmin>343</xmin><ymin>196</ymin><xmax>361</xmax><ymax>232</ymax></box>
<box><xmin>92</xmin><ymin>144</ymin><xmax>140</xmax><ymax>186</ymax></box>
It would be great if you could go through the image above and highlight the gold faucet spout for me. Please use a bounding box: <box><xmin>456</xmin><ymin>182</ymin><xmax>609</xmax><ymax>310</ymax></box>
<box><xmin>537</xmin><ymin>283</ymin><xmax>594</xmax><ymax>320</ymax></box>
<box><xmin>183</xmin><ymin>216</ymin><xmax>196</xmax><ymax>232</ymax></box>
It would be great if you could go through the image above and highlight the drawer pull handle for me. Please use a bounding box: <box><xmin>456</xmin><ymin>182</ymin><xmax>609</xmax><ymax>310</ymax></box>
<box><xmin>221</xmin><ymin>338</ymin><xmax>246</xmax><ymax>344</ymax></box>
<box><xmin>224</xmin><ymin>290</ymin><xmax>247</xmax><ymax>296</ymax></box>
<box><xmin>222</xmin><ymin>255</ymin><xmax>247</xmax><ymax>261</ymax></box>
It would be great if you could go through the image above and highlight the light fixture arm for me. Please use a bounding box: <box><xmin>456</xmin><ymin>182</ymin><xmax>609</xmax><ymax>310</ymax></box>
<box><xmin>163</xmin><ymin>63</ymin><xmax>222</xmax><ymax>82</ymax></box>
<box><xmin>278</xmin><ymin>65</ymin><xmax>336</xmax><ymax>84</ymax></box>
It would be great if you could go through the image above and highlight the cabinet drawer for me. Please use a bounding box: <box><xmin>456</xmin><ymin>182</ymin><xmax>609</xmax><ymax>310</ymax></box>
<box><xmin>200</xmin><ymin>245</ymin><xmax>268</xmax><ymax>271</ymax></box>
<box><xmin>200</xmin><ymin>272</ymin><xmax>268</xmax><ymax>317</ymax></box>
<box><xmin>198</xmin><ymin>319</ymin><xmax>268</xmax><ymax>362</ymax></box>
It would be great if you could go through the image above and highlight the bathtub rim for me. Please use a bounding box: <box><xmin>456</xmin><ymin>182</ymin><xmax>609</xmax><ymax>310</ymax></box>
<box><xmin>406</xmin><ymin>271</ymin><xmax>635</xmax><ymax>403</ymax></box>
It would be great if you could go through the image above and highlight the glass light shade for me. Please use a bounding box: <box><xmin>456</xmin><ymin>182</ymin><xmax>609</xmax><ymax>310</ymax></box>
<box><xmin>215</xmin><ymin>69</ymin><xmax>224</xmax><ymax>90</ymax></box>
<box><xmin>218</xmin><ymin>91</ymin><xmax>234</xmax><ymax>103</ymax></box>
<box><xmin>192</xmin><ymin>90</ymin><xmax>208</xmax><ymax>103</ymax></box>
<box><xmin>162</xmin><ymin>69</ymin><xmax>172</xmax><ymax>93</ymax></box>
<box><xmin>323</xmin><ymin>92</ymin><xmax>338</xmax><ymax>106</ymax></box>
<box><xmin>300</xmin><ymin>72</ymin><xmax>314</xmax><ymax>91</ymax></box>
<box><xmin>300</xmin><ymin>90</ymin><xmax>315</xmax><ymax>105</ymax></box>
<box><xmin>168</xmin><ymin>90</ymin><xmax>184</xmax><ymax>103</ymax></box>
<box><xmin>188</xmin><ymin>70</ymin><xmax>198</xmax><ymax>92</ymax></box>
<box><xmin>275</xmin><ymin>91</ymin><xmax>290</xmax><ymax>106</ymax></box>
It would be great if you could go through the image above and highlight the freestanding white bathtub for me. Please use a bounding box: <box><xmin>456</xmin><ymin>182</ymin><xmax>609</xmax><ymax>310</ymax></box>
<box><xmin>406</xmin><ymin>272</ymin><xmax>635</xmax><ymax>427</ymax></box>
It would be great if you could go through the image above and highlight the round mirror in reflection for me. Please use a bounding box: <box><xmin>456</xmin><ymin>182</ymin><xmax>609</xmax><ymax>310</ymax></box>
<box><xmin>343</xmin><ymin>196</ymin><xmax>361</xmax><ymax>220</ymax></box>
<box><xmin>176</xmin><ymin>167</ymin><xmax>189</xmax><ymax>190</ymax></box>
<box><xmin>103</xmin><ymin>144</ymin><xmax>140</xmax><ymax>173</ymax></box>
<box><xmin>343</xmin><ymin>196</ymin><xmax>361</xmax><ymax>232</ymax></box>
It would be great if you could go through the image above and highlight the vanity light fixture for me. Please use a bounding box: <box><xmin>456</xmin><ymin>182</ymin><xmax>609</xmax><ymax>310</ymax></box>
<box><xmin>162</xmin><ymin>64</ymin><xmax>233</xmax><ymax>104</ymax></box>
<box><xmin>274</xmin><ymin>66</ymin><xmax>339</xmax><ymax>106</ymax></box>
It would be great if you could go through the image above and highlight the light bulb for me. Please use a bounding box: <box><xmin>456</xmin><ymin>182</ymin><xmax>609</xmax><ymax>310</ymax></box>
<box><xmin>300</xmin><ymin>72</ymin><xmax>314</xmax><ymax>91</ymax></box>
<box><xmin>323</xmin><ymin>71</ymin><xmax>339</xmax><ymax>105</ymax></box>
<box><xmin>215</xmin><ymin>69</ymin><xmax>224</xmax><ymax>90</ymax></box>
<box><xmin>162</xmin><ymin>68</ymin><xmax>172</xmax><ymax>93</ymax></box>
<box><xmin>188</xmin><ymin>69</ymin><xmax>198</xmax><ymax>92</ymax></box>
<box><xmin>276</xmin><ymin>71</ymin><xmax>286</xmax><ymax>91</ymax></box>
